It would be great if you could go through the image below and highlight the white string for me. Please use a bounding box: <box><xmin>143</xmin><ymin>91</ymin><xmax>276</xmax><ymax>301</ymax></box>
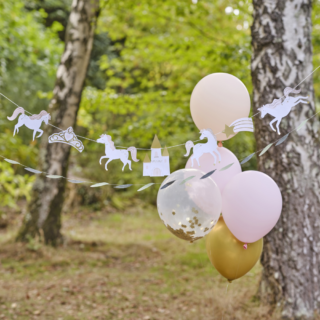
<box><xmin>2</xmin><ymin>108</ymin><xmax>319</xmax><ymax>188</ymax></box>
<box><xmin>1</xmin><ymin>64</ymin><xmax>319</xmax><ymax>149</ymax></box>
<box><xmin>0</xmin><ymin>153</ymin><xmax>162</xmax><ymax>187</ymax></box>
<box><xmin>250</xmin><ymin>65</ymin><xmax>320</xmax><ymax>117</ymax></box>
<box><xmin>279</xmin><ymin>65</ymin><xmax>320</xmax><ymax>100</ymax></box>
<box><xmin>0</xmin><ymin>92</ymin><xmax>199</xmax><ymax>150</ymax></box>
<box><xmin>239</xmin><ymin>109</ymin><xmax>320</xmax><ymax>163</ymax></box>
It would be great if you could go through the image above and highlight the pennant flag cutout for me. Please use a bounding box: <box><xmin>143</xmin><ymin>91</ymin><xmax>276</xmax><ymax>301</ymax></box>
<box><xmin>46</xmin><ymin>175</ymin><xmax>63</xmax><ymax>179</ymax></box>
<box><xmin>25</xmin><ymin>168</ymin><xmax>42</xmax><ymax>174</ymax></box>
<box><xmin>259</xmin><ymin>143</ymin><xmax>273</xmax><ymax>156</ymax></box>
<box><xmin>275</xmin><ymin>134</ymin><xmax>289</xmax><ymax>146</ymax></box>
<box><xmin>90</xmin><ymin>182</ymin><xmax>109</xmax><ymax>188</ymax></box>
<box><xmin>180</xmin><ymin>176</ymin><xmax>195</xmax><ymax>185</ymax></box>
<box><xmin>4</xmin><ymin>158</ymin><xmax>20</xmax><ymax>165</ymax></box>
<box><xmin>68</xmin><ymin>179</ymin><xmax>86</xmax><ymax>184</ymax></box>
<box><xmin>296</xmin><ymin>119</ymin><xmax>309</xmax><ymax>131</ymax></box>
<box><xmin>200</xmin><ymin>170</ymin><xmax>216</xmax><ymax>179</ymax></box>
<box><xmin>220</xmin><ymin>163</ymin><xmax>234</xmax><ymax>171</ymax></box>
<box><xmin>114</xmin><ymin>184</ymin><xmax>133</xmax><ymax>189</ymax></box>
<box><xmin>240</xmin><ymin>153</ymin><xmax>255</xmax><ymax>165</ymax></box>
<box><xmin>137</xmin><ymin>183</ymin><xmax>155</xmax><ymax>192</ymax></box>
<box><xmin>160</xmin><ymin>180</ymin><xmax>175</xmax><ymax>190</ymax></box>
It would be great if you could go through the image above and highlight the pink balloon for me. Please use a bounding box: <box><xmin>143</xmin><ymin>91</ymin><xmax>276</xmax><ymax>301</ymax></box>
<box><xmin>185</xmin><ymin>147</ymin><xmax>242</xmax><ymax>194</ymax></box>
<box><xmin>222</xmin><ymin>171</ymin><xmax>282</xmax><ymax>243</ymax></box>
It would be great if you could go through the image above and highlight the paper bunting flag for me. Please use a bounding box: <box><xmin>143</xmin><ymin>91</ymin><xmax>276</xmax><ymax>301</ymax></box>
<box><xmin>185</xmin><ymin>129</ymin><xmax>221</xmax><ymax>166</ymax></box>
<box><xmin>68</xmin><ymin>179</ymin><xmax>86</xmax><ymax>184</ymax></box>
<box><xmin>48</xmin><ymin>127</ymin><xmax>84</xmax><ymax>152</ymax></box>
<box><xmin>143</xmin><ymin>135</ymin><xmax>170</xmax><ymax>177</ymax></box>
<box><xmin>296</xmin><ymin>118</ymin><xmax>309</xmax><ymax>131</ymax></box>
<box><xmin>90</xmin><ymin>182</ymin><xmax>109</xmax><ymax>188</ymax></box>
<box><xmin>240</xmin><ymin>153</ymin><xmax>255</xmax><ymax>165</ymax></box>
<box><xmin>114</xmin><ymin>184</ymin><xmax>133</xmax><ymax>189</ymax></box>
<box><xmin>275</xmin><ymin>134</ymin><xmax>289</xmax><ymax>146</ymax></box>
<box><xmin>259</xmin><ymin>143</ymin><xmax>273</xmax><ymax>156</ymax></box>
<box><xmin>7</xmin><ymin>107</ymin><xmax>51</xmax><ymax>141</ymax></box>
<box><xmin>219</xmin><ymin>163</ymin><xmax>234</xmax><ymax>171</ymax></box>
<box><xmin>4</xmin><ymin>158</ymin><xmax>20</xmax><ymax>165</ymax></box>
<box><xmin>25</xmin><ymin>168</ymin><xmax>42</xmax><ymax>174</ymax></box>
<box><xmin>160</xmin><ymin>180</ymin><xmax>175</xmax><ymax>189</ymax></box>
<box><xmin>200</xmin><ymin>170</ymin><xmax>216</xmax><ymax>179</ymax></box>
<box><xmin>180</xmin><ymin>176</ymin><xmax>195</xmax><ymax>185</ymax></box>
<box><xmin>258</xmin><ymin>87</ymin><xmax>309</xmax><ymax>135</ymax></box>
<box><xmin>97</xmin><ymin>134</ymin><xmax>139</xmax><ymax>171</ymax></box>
<box><xmin>137</xmin><ymin>183</ymin><xmax>155</xmax><ymax>192</ymax></box>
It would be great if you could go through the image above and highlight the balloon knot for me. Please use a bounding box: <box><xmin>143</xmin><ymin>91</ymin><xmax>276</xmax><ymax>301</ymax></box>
<box><xmin>243</xmin><ymin>243</ymin><xmax>248</xmax><ymax>249</ymax></box>
<box><xmin>218</xmin><ymin>141</ymin><xmax>223</xmax><ymax>147</ymax></box>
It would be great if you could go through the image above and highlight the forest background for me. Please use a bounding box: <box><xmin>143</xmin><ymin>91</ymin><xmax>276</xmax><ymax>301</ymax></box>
<box><xmin>1</xmin><ymin>1</ymin><xmax>320</xmax><ymax>318</ymax></box>
<box><xmin>1</xmin><ymin>0</ymin><xmax>320</xmax><ymax>207</ymax></box>
<box><xmin>0</xmin><ymin>0</ymin><xmax>274</xmax><ymax>207</ymax></box>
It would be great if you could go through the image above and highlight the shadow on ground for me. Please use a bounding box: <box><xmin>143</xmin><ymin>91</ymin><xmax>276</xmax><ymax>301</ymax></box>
<box><xmin>0</xmin><ymin>204</ymin><xmax>277</xmax><ymax>320</ymax></box>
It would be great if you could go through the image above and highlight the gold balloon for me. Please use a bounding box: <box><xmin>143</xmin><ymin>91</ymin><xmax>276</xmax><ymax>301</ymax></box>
<box><xmin>206</xmin><ymin>216</ymin><xmax>263</xmax><ymax>282</ymax></box>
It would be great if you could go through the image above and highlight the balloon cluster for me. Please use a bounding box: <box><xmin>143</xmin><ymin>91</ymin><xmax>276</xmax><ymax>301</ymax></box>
<box><xmin>157</xmin><ymin>73</ymin><xmax>283</xmax><ymax>282</ymax></box>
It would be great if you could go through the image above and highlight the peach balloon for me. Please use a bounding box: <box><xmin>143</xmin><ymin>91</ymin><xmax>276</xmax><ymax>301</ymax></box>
<box><xmin>190</xmin><ymin>73</ymin><xmax>250</xmax><ymax>141</ymax></box>
<box><xmin>185</xmin><ymin>146</ymin><xmax>242</xmax><ymax>195</ymax></box>
<box><xmin>222</xmin><ymin>171</ymin><xmax>282</xmax><ymax>243</ymax></box>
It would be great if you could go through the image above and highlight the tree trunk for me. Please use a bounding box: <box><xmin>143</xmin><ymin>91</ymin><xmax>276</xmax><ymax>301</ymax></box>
<box><xmin>16</xmin><ymin>0</ymin><xmax>100</xmax><ymax>246</ymax></box>
<box><xmin>251</xmin><ymin>0</ymin><xmax>320</xmax><ymax>318</ymax></box>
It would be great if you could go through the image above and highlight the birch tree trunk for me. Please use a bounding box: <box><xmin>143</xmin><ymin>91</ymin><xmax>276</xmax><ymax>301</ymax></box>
<box><xmin>16</xmin><ymin>0</ymin><xmax>100</xmax><ymax>246</ymax></box>
<box><xmin>251</xmin><ymin>0</ymin><xmax>320</xmax><ymax>318</ymax></box>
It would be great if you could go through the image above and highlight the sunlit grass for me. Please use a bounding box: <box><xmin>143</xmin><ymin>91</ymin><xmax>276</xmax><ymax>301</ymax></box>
<box><xmin>0</xmin><ymin>204</ymin><xmax>276</xmax><ymax>319</ymax></box>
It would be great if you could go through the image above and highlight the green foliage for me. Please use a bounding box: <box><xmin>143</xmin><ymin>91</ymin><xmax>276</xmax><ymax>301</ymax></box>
<box><xmin>0</xmin><ymin>0</ymin><xmax>62</xmax><ymax>207</ymax></box>
<box><xmin>1</xmin><ymin>0</ymin><xmax>320</xmax><ymax>208</ymax></box>
<box><xmin>0</xmin><ymin>161</ymin><xmax>35</xmax><ymax>208</ymax></box>
<box><xmin>73</xmin><ymin>0</ymin><xmax>255</xmax><ymax>203</ymax></box>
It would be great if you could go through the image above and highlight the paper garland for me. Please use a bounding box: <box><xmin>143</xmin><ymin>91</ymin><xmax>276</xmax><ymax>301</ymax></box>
<box><xmin>200</xmin><ymin>170</ymin><xmax>216</xmax><ymax>179</ymax></box>
<box><xmin>0</xmin><ymin>110</ymin><xmax>314</xmax><ymax>194</ymax></box>
<box><xmin>143</xmin><ymin>135</ymin><xmax>170</xmax><ymax>177</ymax></box>
<box><xmin>97</xmin><ymin>134</ymin><xmax>139</xmax><ymax>171</ymax></box>
<box><xmin>48</xmin><ymin>127</ymin><xmax>84</xmax><ymax>152</ymax></box>
<box><xmin>275</xmin><ymin>134</ymin><xmax>289</xmax><ymax>146</ymax></box>
<box><xmin>185</xmin><ymin>129</ymin><xmax>221</xmax><ymax>166</ymax></box>
<box><xmin>258</xmin><ymin>87</ymin><xmax>309</xmax><ymax>135</ymax></box>
<box><xmin>7</xmin><ymin>107</ymin><xmax>51</xmax><ymax>141</ymax></box>
<box><xmin>1</xmin><ymin>89</ymin><xmax>314</xmax><ymax>190</ymax></box>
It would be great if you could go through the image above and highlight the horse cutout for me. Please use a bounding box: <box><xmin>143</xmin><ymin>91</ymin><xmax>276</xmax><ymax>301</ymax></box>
<box><xmin>7</xmin><ymin>107</ymin><xmax>51</xmax><ymax>140</ymax></box>
<box><xmin>97</xmin><ymin>134</ymin><xmax>139</xmax><ymax>171</ymax></box>
<box><xmin>258</xmin><ymin>87</ymin><xmax>309</xmax><ymax>135</ymax></box>
<box><xmin>184</xmin><ymin>129</ymin><xmax>221</xmax><ymax>166</ymax></box>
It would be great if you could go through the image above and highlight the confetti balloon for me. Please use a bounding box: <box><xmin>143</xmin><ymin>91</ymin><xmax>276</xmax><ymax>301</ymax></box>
<box><xmin>157</xmin><ymin>168</ymin><xmax>222</xmax><ymax>242</ymax></box>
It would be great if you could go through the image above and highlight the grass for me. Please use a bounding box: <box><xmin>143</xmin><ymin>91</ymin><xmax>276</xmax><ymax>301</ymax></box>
<box><xmin>0</xmin><ymin>203</ymin><xmax>277</xmax><ymax>320</ymax></box>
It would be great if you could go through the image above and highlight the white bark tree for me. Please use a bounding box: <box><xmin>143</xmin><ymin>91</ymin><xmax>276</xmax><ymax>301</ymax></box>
<box><xmin>251</xmin><ymin>0</ymin><xmax>320</xmax><ymax>318</ymax></box>
<box><xmin>17</xmin><ymin>0</ymin><xmax>100</xmax><ymax>245</ymax></box>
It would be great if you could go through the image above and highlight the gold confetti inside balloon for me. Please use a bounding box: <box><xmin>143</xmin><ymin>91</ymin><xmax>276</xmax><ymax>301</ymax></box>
<box><xmin>206</xmin><ymin>216</ymin><xmax>263</xmax><ymax>282</ymax></box>
<box><xmin>157</xmin><ymin>169</ymin><xmax>222</xmax><ymax>242</ymax></box>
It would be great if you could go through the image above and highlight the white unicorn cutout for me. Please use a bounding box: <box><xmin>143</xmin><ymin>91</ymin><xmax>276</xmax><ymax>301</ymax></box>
<box><xmin>7</xmin><ymin>107</ymin><xmax>51</xmax><ymax>140</ymax></box>
<box><xmin>97</xmin><ymin>134</ymin><xmax>139</xmax><ymax>171</ymax></box>
<box><xmin>258</xmin><ymin>87</ymin><xmax>309</xmax><ymax>135</ymax></box>
<box><xmin>184</xmin><ymin>129</ymin><xmax>221</xmax><ymax>166</ymax></box>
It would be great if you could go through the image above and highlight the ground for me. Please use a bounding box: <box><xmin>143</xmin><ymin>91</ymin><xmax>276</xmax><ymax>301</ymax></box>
<box><xmin>0</xmin><ymin>203</ymin><xmax>279</xmax><ymax>320</ymax></box>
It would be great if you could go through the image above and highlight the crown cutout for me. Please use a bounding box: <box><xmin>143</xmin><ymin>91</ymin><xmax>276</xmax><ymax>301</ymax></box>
<box><xmin>48</xmin><ymin>127</ymin><xmax>84</xmax><ymax>153</ymax></box>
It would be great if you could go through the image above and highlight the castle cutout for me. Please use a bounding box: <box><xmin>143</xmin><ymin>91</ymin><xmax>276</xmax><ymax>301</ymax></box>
<box><xmin>143</xmin><ymin>135</ymin><xmax>170</xmax><ymax>177</ymax></box>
